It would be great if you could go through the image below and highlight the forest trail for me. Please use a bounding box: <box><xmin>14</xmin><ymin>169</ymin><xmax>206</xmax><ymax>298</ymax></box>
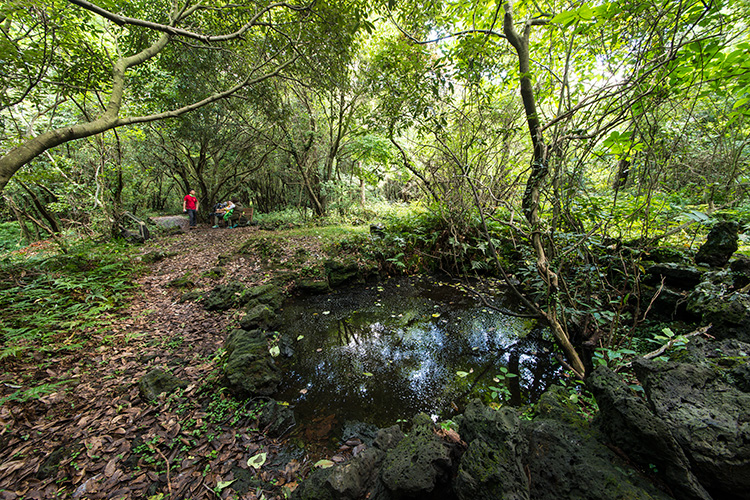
<box><xmin>0</xmin><ymin>225</ymin><xmax>316</xmax><ymax>500</ymax></box>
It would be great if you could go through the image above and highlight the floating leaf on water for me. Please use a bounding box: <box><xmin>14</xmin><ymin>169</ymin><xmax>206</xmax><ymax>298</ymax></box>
<box><xmin>315</xmin><ymin>459</ymin><xmax>335</xmax><ymax>469</ymax></box>
<box><xmin>269</xmin><ymin>345</ymin><xmax>280</xmax><ymax>357</ymax></box>
<box><xmin>456</xmin><ymin>371</ymin><xmax>470</xmax><ymax>378</ymax></box>
<box><xmin>247</xmin><ymin>452</ymin><xmax>267</xmax><ymax>469</ymax></box>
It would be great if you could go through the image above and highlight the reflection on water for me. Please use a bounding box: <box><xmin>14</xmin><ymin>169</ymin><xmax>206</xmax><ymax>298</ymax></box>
<box><xmin>275</xmin><ymin>275</ymin><xmax>561</xmax><ymax>429</ymax></box>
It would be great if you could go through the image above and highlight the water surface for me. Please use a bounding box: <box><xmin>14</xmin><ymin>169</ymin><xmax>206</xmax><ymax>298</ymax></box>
<box><xmin>275</xmin><ymin>275</ymin><xmax>561</xmax><ymax>429</ymax></box>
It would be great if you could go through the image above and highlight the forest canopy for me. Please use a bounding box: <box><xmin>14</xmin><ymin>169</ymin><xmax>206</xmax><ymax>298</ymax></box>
<box><xmin>1</xmin><ymin>0</ymin><xmax>749</xmax><ymax>373</ymax></box>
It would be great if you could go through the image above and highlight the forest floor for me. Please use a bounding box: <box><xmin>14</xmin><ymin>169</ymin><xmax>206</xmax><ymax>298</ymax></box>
<box><xmin>0</xmin><ymin>221</ymin><xmax>345</xmax><ymax>500</ymax></box>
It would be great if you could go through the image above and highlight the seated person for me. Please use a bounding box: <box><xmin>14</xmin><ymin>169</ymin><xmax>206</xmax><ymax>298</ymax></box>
<box><xmin>209</xmin><ymin>198</ymin><xmax>236</xmax><ymax>228</ymax></box>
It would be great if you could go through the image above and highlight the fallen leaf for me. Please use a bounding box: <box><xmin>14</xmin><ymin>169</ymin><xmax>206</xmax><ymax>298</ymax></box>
<box><xmin>247</xmin><ymin>452</ymin><xmax>267</xmax><ymax>469</ymax></box>
<box><xmin>104</xmin><ymin>458</ymin><xmax>118</xmax><ymax>477</ymax></box>
<box><xmin>216</xmin><ymin>479</ymin><xmax>236</xmax><ymax>491</ymax></box>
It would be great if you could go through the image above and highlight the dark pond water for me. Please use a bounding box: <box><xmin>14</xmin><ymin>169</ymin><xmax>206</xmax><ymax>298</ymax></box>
<box><xmin>275</xmin><ymin>275</ymin><xmax>561</xmax><ymax>431</ymax></box>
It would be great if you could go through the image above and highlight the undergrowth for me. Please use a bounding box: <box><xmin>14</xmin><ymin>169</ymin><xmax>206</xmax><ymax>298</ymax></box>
<box><xmin>0</xmin><ymin>240</ymin><xmax>142</xmax><ymax>364</ymax></box>
<box><xmin>0</xmin><ymin>222</ymin><xmax>23</xmax><ymax>253</ymax></box>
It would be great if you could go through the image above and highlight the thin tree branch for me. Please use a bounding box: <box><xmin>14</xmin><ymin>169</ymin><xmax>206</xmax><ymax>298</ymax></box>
<box><xmin>67</xmin><ymin>0</ymin><xmax>311</xmax><ymax>43</ymax></box>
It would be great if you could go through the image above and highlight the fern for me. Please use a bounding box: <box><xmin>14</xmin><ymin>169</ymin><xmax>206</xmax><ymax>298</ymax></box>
<box><xmin>0</xmin><ymin>380</ymin><xmax>71</xmax><ymax>405</ymax></box>
<box><xmin>0</xmin><ymin>241</ymin><xmax>142</xmax><ymax>359</ymax></box>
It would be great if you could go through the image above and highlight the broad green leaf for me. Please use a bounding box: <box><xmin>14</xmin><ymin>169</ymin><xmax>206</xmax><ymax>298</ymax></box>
<box><xmin>551</xmin><ymin>10</ymin><xmax>577</xmax><ymax>24</ymax></box>
<box><xmin>363</xmin><ymin>372</ymin><xmax>374</xmax><ymax>377</ymax></box>
<box><xmin>456</xmin><ymin>371</ymin><xmax>470</xmax><ymax>378</ymax></box>
<box><xmin>269</xmin><ymin>345</ymin><xmax>280</xmax><ymax>357</ymax></box>
<box><xmin>577</xmin><ymin>4</ymin><xmax>594</xmax><ymax>20</ymax></box>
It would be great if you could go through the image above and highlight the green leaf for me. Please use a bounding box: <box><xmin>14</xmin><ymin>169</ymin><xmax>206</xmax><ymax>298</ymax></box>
<box><xmin>216</xmin><ymin>479</ymin><xmax>236</xmax><ymax>491</ymax></box>
<box><xmin>577</xmin><ymin>4</ymin><xmax>594</xmax><ymax>20</ymax></box>
<box><xmin>456</xmin><ymin>371</ymin><xmax>470</xmax><ymax>378</ymax></box>
<box><xmin>296</xmin><ymin>335</ymin><xmax>304</xmax><ymax>341</ymax></box>
<box><xmin>269</xmin><ymin>345</ymin><xmax>280</xmax><ymax>357</ymax></box>
<box><xmin>551</xmin><ymin>10</ymin><xmax>577</xmax><ymax>24</ymax></box>
<box><xmin>247</xmin><ymin>452</ymin><xmax>267</xmax><ymax>469</ymax></box>
<box><xmin>363</xmin><ymin>372</ymin><xmax>374</xmax><ymax>377</ymax></box>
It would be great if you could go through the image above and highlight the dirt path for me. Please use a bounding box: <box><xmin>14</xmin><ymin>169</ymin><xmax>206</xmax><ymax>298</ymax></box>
<box><xmin>0</xmin><ymin>226</ymin><xmax>325</xmax><ymax>499</ymax></box>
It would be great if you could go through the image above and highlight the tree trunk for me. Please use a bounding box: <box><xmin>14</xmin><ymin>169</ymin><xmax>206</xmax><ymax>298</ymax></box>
<box><xmin>4</xmin><ymin>195</ymin><xmax>33</xmax><ymax>244</ymax></box>
<box><xmin>359</xmin><ymin>167</ymin><xmax>366</xmax><ymax>209</ymax></box>
<box><xmin>18</xmin><ymin>181</ymin><xmax>61</xmax><ymax>233</ymax></box>
<box><xmin>503</xmin><ymin>2</ymin><xmax>586</xmax><ymax>378</ymax></box>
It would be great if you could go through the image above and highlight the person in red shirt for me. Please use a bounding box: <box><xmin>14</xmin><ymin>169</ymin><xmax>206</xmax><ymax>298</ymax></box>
<box><xmin>182</xmin><ymin>189</ymin><xmax>199</xmax><ymax>229</ymax></box>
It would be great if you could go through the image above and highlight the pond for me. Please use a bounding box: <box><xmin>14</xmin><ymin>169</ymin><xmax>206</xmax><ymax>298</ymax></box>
<box><xmin>275</xmin><ymin>275</ymin><xmax>562</xmax><ymax>432</ymax></box>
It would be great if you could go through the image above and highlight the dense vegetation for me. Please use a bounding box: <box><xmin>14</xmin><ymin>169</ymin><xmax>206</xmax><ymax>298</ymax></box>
<box><xmin>1</xmin><ymin>0</ymin><xmax>749</xmax><ymax>377</ymax></box>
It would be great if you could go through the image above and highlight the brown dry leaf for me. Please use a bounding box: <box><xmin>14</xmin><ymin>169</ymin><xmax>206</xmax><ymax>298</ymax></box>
<box><xmin>108</xmin><ymin>487</ymin><xmax>131</xmax><ymax>499</ymax></box>
<box><xmin>0</xmin><ymin>461</ymin><xmax>26</xmax><ymax>474</ymax></box>
<box><xmin>104</xmin><ymin>458</ymin><xmax>118</xmax><ymax>477</ymax></box>
<box><xmin>71</xmin><ymin>467</ymin><xmax>88</xmax><ymax>485</ymax></box>
<box><xmin>436</xmin><ymin>427</ymin><xmax>464</xmax><ymax>444</ymax></box>
<box><xmin>86</xmin><ymin>436</ymin><xmax>104</xmax><ymax>458</ymax></box>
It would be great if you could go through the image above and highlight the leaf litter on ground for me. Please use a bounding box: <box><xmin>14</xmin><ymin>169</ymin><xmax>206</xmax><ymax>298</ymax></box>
<box><xmin>0</xmin><ymin>225</ymin><xmax>352</xmax><ymax>499</ymax></box>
